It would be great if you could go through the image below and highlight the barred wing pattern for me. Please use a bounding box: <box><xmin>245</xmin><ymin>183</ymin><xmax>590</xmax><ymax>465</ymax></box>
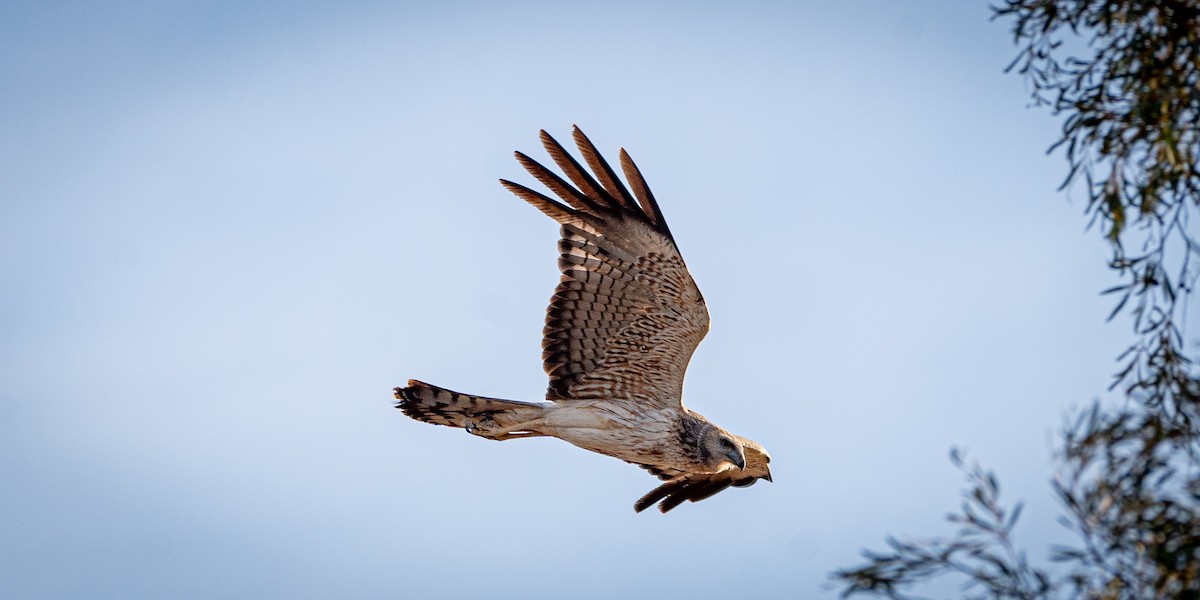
<box><xmin>500</xmin><ymin>127</ymin><xmax>709</xmax><ymax>406</ymax></box>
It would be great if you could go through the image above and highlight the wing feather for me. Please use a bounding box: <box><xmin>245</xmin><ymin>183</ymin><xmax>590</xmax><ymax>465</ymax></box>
<box><xmin>514</xmin><ymin>151</ymin><xmax>605</xmax><ymax>214</ymax></box>
<box><xmin>539</xmin><ymin>130</ymin><xmax>625</xmax><ymax>213</ymax></box>
<box><xmin>571</xmin><ymin>126</ymin><xmax>641</xmax><ymax>213</ymax></box>
<box><xmin>502</xmin><ymin>127</ymin><xmax>709</xmax><ymax>404</ymax></box>
<box><xmin>619</xmin><ymin>148</ymin><xmax>671</xmax><ymax>235</ymax></box>
<box><xmin>497</xmin><ymin>179</ymin><xmax>597</xmax><ymax>233</ymax></box>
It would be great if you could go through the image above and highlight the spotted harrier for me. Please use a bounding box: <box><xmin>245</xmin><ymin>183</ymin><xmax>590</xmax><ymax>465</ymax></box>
<box><xmin>395</xmin><ymin>127</ymin><xmax>771</xmax><ymax>513</ymax></box>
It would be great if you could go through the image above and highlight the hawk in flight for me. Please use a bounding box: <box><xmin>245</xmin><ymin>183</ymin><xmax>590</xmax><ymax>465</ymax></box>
<box><xmin>395</xmin><ymin>127</ymin><xmax>772</xmax><ymax>513</ymax></box>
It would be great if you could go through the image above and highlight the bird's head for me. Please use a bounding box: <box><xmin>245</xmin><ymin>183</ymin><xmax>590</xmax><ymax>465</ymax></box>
<box><xmin>703</xmin><ymin>428</ymin><xmax>746</xmax><ymax>472</ymax></box>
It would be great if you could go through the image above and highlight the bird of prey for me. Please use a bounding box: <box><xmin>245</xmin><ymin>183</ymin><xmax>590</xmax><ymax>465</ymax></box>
<box><xmin>395</xmin><ymin>127</ymin><xmax>771</xmax><ymax>513</ymax></box>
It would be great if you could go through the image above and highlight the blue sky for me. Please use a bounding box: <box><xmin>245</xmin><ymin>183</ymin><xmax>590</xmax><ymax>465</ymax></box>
<box><xmin>2</xmin><ymin>2</ymin><xmax>1132</xmax><ymax>598</ymax></box>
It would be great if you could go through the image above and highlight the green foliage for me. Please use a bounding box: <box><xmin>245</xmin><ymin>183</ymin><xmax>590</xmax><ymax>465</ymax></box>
<box><xmin>1051</xmin><ymin>406</ymin><xmax>1200</xmax><ymax>597</ymax></box>
<box><xmin>831</xmin><ymin>1</ymin><xmax>1200</xmax><ymax>598</ymax></box>
<box><xmin>999</xmin><ymin>0</ymin><xmax>1200</xmax><ymax>422</ymax></box>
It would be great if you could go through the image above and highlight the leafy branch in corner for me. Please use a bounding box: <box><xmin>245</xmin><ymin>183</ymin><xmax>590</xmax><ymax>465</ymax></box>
<box><xmin>832</xmin><ymin>1</ymin><xmax>1200</xmax><ymax>598</ymax></box>
<box><xmin>998</xmin><ymin>0</ymin><xmax>1200</xmax><ymax>424</ymax></box>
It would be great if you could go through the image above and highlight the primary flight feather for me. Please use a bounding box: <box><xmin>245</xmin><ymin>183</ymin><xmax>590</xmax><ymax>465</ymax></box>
<box><xmin>395</xmin><ymin>127</ymin><xmax>772</xmax><ymax>513</ymax></box>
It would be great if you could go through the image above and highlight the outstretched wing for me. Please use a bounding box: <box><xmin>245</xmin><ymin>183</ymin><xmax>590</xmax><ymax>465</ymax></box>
<box><xmin>634</xmin><ymin>438</ymin><xmax>772</xmax><ymax>513</ymax></box>
<box><xmin>500</xmin><ymin>127</ymin><xmax>709</xmax><ymax>405</ymax></box>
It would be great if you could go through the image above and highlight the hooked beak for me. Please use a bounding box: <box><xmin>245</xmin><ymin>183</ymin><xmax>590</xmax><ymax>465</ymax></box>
<box><xmin>726</xmin><ymin>449</ymin><xmax>746</xmax><ymax>470</ymax></box>
<box><xmin>763</xmin><ymin>467</ymin><xmax>772</xmax><ymax>482</ymax></box>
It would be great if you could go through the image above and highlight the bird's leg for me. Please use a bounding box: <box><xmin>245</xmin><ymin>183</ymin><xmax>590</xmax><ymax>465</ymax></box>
<box><xmin>490</xmin><ymin>430</ymin><xmax>545</xmax><ymax>440</ymax></box>
<box><xmin>465</xmin><ymin>416</ymin><xmax>550</xmax><ymax>441</ymax></box>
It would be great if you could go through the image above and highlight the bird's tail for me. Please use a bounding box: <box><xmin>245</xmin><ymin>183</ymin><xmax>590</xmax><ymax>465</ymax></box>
<box><xmin>394</xmin><ymin>379</ymin><xmax>543</xmax><ymax>429</ymax></box>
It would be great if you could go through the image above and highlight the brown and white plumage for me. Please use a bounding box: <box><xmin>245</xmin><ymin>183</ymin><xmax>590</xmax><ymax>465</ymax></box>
<box><xmin>395</xmin><ymin>127</ymin><xmax>772</xmax><ymax>513</ymax></box>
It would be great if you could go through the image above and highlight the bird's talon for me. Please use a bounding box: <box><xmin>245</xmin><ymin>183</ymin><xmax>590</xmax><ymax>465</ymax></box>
<box><xmin>465</xmin><ymin>415</ymin><xmax>498</xmax><ymax>438</ymax></box>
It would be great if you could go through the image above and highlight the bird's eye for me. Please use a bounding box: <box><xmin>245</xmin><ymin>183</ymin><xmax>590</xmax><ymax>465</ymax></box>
<box><xmin>720</xmin><ymin>438</ymin><xmax>733</xmax><ymax>449</ymax></box>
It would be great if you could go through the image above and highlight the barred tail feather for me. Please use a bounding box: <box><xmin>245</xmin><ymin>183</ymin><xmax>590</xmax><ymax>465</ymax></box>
<box><xmin>394</xmin><ymin>379</ymin><xmax>540</xmax><ymax>428</ymax></box>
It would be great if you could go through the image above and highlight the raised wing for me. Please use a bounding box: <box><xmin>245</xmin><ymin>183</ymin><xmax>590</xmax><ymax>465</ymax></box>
<box><xmin>634</xmin><ymin>438</ymin><xmax>772</xmax><ymax>513</ymax></box>
<box><xmin>499</xmin><ymin>127</ymin><xmax>709</xmax><ymax>405</ymax></box>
